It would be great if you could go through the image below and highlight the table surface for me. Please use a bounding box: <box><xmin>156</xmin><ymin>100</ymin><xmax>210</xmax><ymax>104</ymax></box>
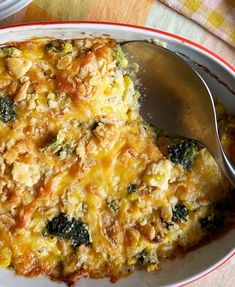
<box><xmin>0</xmin><ymin>1</ymin><xmax>234</xmax><ymax>286</ymax></box>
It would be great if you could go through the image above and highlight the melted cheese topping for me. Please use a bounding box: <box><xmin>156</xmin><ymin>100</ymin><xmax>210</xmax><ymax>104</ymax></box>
<box><xmin>0</xmin><ymin>38</ymin><xmax>234</xmax><ymax>286</ymax></box>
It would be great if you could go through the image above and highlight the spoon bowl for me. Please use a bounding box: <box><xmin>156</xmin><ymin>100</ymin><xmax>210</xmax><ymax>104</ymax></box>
<box><xmin>121</xmin><ymin>41</ymin><xmax>235</xmax><ymax>186</ymax></box>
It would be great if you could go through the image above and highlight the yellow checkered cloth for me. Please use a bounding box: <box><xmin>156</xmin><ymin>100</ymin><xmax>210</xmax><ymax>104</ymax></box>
<box><xmin>160</xmin><ymin>0</ymin><xmax>235</xmax><ymax>47</ymax></box>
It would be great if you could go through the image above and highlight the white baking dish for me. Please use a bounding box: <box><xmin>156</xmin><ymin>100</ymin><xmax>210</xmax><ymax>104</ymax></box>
<box><xmin>0</xmin><ymin>22</ymin><xmax>234</xmax><ymax>287</ymax></box>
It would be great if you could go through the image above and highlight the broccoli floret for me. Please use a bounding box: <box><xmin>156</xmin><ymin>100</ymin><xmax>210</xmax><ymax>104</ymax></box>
<box><xmin>46</xmin><ymin>40</ymin><xmax>73</xmax><ymax>54</ymax></box>
<box><xmin>113</xmin><ymin>45</ymin><xmax>128</xmax><ymax>68</ymax></box>
<box><xmin>168</xmin><ymin>139</ymin><xmax>199</xmax><ymax>169</ymax></box>
<box><xmin>46</xmin><ymin>39</ymin><xmax>65</xmax><ymax>52</ymax></box>
<box><xmin>127</xmin><ymin>183</ymin><xmax>138</xmax><ymax>194</ymax></box>
<box><xmin>46</xmin><ymin>131</ymin><xmax>65</xmax><ymax>153</ymax></box>
<box><xmin>200</xmin><ymin>214</ymin><xmax>224</xmax><ymax>233</ymax></box>
<box><xmin>107</xmin><ymin>198</ymin><xmax>120</xmax><ymax>214</ymax></box>
<box><xmin>0</xmin><ymin>46</ymin><xmax>21</xmax><ymax>58</ymax></box>
<box><xmin>0</xmin><ymin>96</ymin><xmax>16</xmax><ymax>123</ymax></box>
<box><xmin>200</xmin><ymin>195</ymin><xmax>235</xmax><ymax>234</ymax></box>
<box><xmin>44</xmin><ymin>213</ymin><xmax>90</xmax><ymax>247</ymax></box>
<box><xmin>200</xmin><ymin>201</ymin><xmax>226</xmax><ymax>233</ymax></box>
<box><xmin>138</xmin><ymin>249</ymin><xmax>158</xmax><ymax>265</ymax></box>
<box><xmin>172</xmin><ymin>204</ymin><xmax>188</xmax><ymax>222</ymax></box>
<box><xmin>200</xmin><ymin>196</ymin><xmax>235</xmax><ymax>234</ymax></box>
<box><xmin>44</xmin><ymin>131</ymin><xmax>75</xmax><ymax>159</ymax></box>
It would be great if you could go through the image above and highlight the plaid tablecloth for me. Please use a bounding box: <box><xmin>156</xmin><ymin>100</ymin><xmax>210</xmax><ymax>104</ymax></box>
<box><xmin>160</xmin><ymin>0</ymin><xmax>235</xmax><ymax>47</ymax></box>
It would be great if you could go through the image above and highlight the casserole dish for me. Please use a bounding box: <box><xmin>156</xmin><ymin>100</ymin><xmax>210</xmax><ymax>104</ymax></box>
<box><xmin>0</xmin><ymin>22</ymin><xmax>234</xmax><ymax>287</ymax></box>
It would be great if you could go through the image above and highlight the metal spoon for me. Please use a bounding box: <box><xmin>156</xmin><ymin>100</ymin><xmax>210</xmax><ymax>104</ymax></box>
<box><xmin>121</xmin><ymin>41</ymin><xmax>235</xmax><ymax>186</ymax></box>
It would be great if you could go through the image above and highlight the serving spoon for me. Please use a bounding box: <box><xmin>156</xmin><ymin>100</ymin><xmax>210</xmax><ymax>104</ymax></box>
<box><xmin>121</xmin><ymin>41</ymin><xmax>235</xmax><ymax>186</ymax></box>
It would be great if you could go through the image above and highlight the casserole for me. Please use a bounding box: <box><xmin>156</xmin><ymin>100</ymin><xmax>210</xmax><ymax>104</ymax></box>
<box><xmin>0</xmin><ymin>22</ymin><xmax>234</xmax><ymax>287</ymax></box>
